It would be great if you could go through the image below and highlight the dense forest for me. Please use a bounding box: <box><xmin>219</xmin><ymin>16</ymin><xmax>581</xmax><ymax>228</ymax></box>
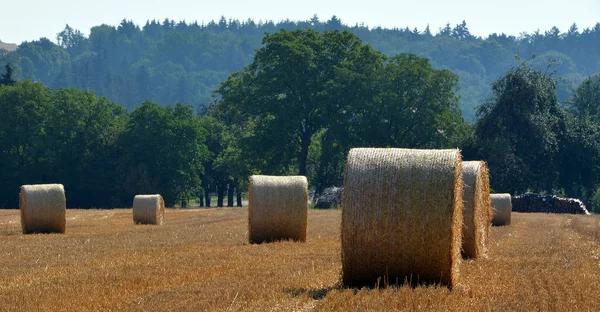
<box><xmin>1</xmin><ymin>16</ymin><xmax>600</xmax><ymax>120</ymax></box>
<box><xmin>1</xmin><ymin>20</ymin><xmax>600</xmax><ymax>212</ymax></box>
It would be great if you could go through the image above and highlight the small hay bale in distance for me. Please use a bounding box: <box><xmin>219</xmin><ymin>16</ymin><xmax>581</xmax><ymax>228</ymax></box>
<box><xmin>461</xmin><ymin>161</ymin><xmax>492</xmax><ymax>259</ymax></box>
<box><xmin>132</xmin><ymin>194</ymin><xmax>165</xmax><ymax>225</ymax></box>
<box><xmin>20</xmin><ymin>184</ymin><xmax>66</xmax><ymax>234</ymax></box>
<box><xmin>248</xmin><ymin>175</ymin><xmax>308</xmax><ymax>243</ymax></box>
<box><xmin>341</xmin><ymin>148</ymin><xmax>463</xmax><ymax>288</ymax></box>
<box><xmin>491</xmin><ymin>193</ymin><xmax>512</xmax><ymax>226</ymax></box>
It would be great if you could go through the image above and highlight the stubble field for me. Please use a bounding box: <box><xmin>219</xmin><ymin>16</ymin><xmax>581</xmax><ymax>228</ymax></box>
<box><xmin>1</xmin><ymin>208</ymin><xmax>600</xmax><ymax>311</ymax></box>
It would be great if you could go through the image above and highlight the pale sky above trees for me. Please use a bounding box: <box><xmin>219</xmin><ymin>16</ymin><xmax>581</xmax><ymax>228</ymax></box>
<box><xmin>1</xmin><ymin>0</ymin><xmax>599</xmax><ymax>44</ymax></box>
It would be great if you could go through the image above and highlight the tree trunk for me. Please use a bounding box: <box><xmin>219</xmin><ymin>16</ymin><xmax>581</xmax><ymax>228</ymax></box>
<box><xmin>199</xmin><ymin>193</ymin><xmax>204</xmax><ymax>207</ymax></box>
<box><xmin>298</xmin><ymin>130</ymin><xmax>312</xmax><ymax>176</ymax></box>
<box><xmin>236</xmin><ymin>187</ymin><xmax>243</xmax><ymax>207</ymax></box>
<box><xmin>204</xmin><ymin>185</ymin><xmax>211</xmax><ymax>208</ymax></box>
<box><xmin>181</xmin><ymin>197</ymin><xmax>187</xmax><ymax>208</ymax></box>
<box><xmin>227</xmin><ymin>180</ymin><xmax>234</xmax><ymax>207</ymax></box>
<box><xmin>217</xmin><ymin>183</ymin><xmax>226</xmax><ymax>207</ymax></box>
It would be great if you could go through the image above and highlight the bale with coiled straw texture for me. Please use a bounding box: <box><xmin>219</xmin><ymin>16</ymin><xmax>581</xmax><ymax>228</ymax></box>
<box><xmin>248</xmin><ymin>175</ymin><xmax>308</xmax><ymax>244</ymax></box>
<box><xmin>461</xmin><ymin>161</ymin><xmax>492</xmax><ymax>259</ymax></box>
<box><xmin>491</xmin><ymin>193</ymin><xmax>512</xmax><ymax>226</ymax></box>
<box><xmin>342</xmin><ymin>148</ymin><xmax>463</xmax><ymax>288</ymax></box>
<box><xmin>20</xmin><ymin>184</ymin><xmax>66</xmax><ymax>234</ymax></box>
<box><xmin>133</xmin><ymin>194</ymin><xmax>165</xmax><ymax>225</ymax></box>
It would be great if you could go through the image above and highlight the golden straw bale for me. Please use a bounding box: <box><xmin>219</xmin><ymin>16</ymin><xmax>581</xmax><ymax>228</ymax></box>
<box><xmin>132</xmin><ymin>194</ymin><xmax>165</xmax><ymax>225</ymax></box>
<box><xmin>248</xmin><ymin>175</ymin><xmax>308</xmax><ymax>243</ymax></box>
<box><xmin>341</xmin><ymin>148</ymin><xmax>463</xmax><ymax>288</ymax></box>
<box><xmin>461</xmin><ymin>161</ymin><xmax>492</xmax><ymax>259</ymax></box>
<box><xmin>491</xmin><ymin>193</ymin><xmax>512</xmax><ymax>226</ymax></box>
<box><xmin>20</xmin><ymin>184</ymin><xmax>66</xmax><ymax>234</ymax></box>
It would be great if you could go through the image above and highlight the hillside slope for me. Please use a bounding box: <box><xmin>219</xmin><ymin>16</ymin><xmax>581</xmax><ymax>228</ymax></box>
<box><xmin>1</xmin><ymin>19</ymin><xmax>599</xmax><ymax>120</ymax></box>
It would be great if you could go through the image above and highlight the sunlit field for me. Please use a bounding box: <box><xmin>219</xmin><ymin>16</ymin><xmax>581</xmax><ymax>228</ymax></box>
<box><xmin>2</xmin><ymin>208</ymin><xmax>600</xmax><ymax>311</ymax></box>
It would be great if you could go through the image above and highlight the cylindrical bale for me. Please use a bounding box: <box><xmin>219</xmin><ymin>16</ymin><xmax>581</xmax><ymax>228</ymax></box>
<box><xmin>491</xmin><ymin>193</ymin><xmax>512</xmax><ymax>226</ymax></box>
<box><xmin>20</xmin><ymin>184</ymin><xmax>66</xmax><ymax>234</ymax></box>
<box><xmin>461</xmin><ymin>161</ymin><xmax>492</xmax><ymax>259</ymax></box>
<box><xmin>248</xmin><ymin>175</ymin><xmax>308</xmax><ymax>243</ymax></box>
<box><xmin>132</xmin><ymin>194</ymin><xmax>165</xmax><ymax>225</ymax></box>
<box><xmin>342</xmin><ymin>148</ymin><xmax>463</xmax><ymax>288</ymax></box>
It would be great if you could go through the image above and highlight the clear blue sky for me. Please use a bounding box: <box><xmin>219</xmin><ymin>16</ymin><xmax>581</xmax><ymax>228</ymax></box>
<box><xmin>1</xmin><ymin>0</ymin><xmax>599</xmax><ymax>44</ymax></box>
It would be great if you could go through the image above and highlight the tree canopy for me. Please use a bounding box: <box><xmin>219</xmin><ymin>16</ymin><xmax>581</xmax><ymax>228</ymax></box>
<box><xmin>213</xmin><ymin>29</ymin><xmax>467</xmax><ymax>190</ymax></box>
<box><xmin>474</xmin><ymin>61</ymin><xmax>600</xmax><ymax>206</ymax></box>
<box><xmin>475</xmin><ymin>62</ymin><xmax>564</xmax><ymax>193</ymax></box>
<box><xmin>0</xmin><ymin>82</ymin><xmax>207</xmax><ymax>208</ymax></box>
<box><xmin>2</xmin><ymin>17</ymin><xmax>600</xmax><ymax>121</ymax></box>
<box><xmin>2</xmin><ymin>23</ymin><xmax>600</xmax><ymax>210</ymax></box>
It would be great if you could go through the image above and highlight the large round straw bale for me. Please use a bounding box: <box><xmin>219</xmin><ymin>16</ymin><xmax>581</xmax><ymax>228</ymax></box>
<box><xmin>341</xmin><ymin>148</ymin><xmax>463</xmax><ymax>288</ymax></box>
<box><xmin>132</xmin><ymin>194</ymin><xmax>165</xmax><ymax>225</ymax></box>
<box><xmin>20</xmin><ymin>184</ymin><xmax>66</xmax><ymax>234</ymax></box>
<box><xmin>248</xmin><ymin>175</ymin><xmax>308</xmax><ymax>243</ymax></box>
<box><xmin>461</xmin><ymin>161</ymin><xmax>492</xmax><ymax>259</ymax></box>
<box><xmin>491</xmin><ymin>193</ymin><xmax>512</xmax><ymax>226</ymax></box>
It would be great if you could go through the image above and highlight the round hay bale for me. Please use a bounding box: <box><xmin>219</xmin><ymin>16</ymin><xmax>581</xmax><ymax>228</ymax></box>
<box><xmin>461</xmin><ymin>161</ymin><xmax>492</xmax><ymax>259</ymax></box>
<box><xmin>248</xmin><ymin>175</ymin><xmax>308</xmax><ymax>243</ymax></box>
<box><xmin>132</xmin><ymin>194</ymin><xmax>165</xmax><ymax>225</ymax></box>
<box><xmin>491</xmin><ymin>194</ymin><xmax>512</xmax><ymax>226</ymax></box>
<box><xmin>341</xmin><ymin>148</ymin><xmax>463</xmax><ymax>288</ymax></box>
<box><xmin>20</xmin><ymin>184</ymin><xmax>66</xmax><ymax>234</ymax></box>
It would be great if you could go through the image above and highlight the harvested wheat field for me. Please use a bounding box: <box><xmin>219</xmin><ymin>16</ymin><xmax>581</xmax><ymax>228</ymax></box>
<box><xmin>1</xmin><ymin>208</ymin><xmax>600</xmax><ymax>311</ymax></box>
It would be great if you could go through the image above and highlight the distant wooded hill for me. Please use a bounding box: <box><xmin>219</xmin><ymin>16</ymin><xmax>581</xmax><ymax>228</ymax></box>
<box><xmin>1</xmin><ymin>16</ymin><xmax>599</xmax><ymax>120</ymax></box>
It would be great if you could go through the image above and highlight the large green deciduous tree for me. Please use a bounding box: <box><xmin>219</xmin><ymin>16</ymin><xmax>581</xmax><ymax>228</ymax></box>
<box><xmin>561</xmin><ymin>74</ymin><xmax>600</xmax><ymax>204</ymax></box>
<box><xmin>556</xmin><ymin>115</ymin><xmax>600</xmax><ymax>201</ymax></box>
<box><xmin>198</xmin><ymin>115</ymin><xmax>249</xmax><ymax>207</ymax></box>
<box><xmin>46</xmin><ymin>88</ymin><xmax>128</xmax><ymax>207</ymax></box>
<box><xmin>215</xmin><ymin>29</ymin><xmax>384</xmax><ymax>176</ymax></box>
<box><xmin>0</xmin><ymin>81</ymin><xmax>52</xmax><ymax>207</ymax></box>
<box><xmin>0</xmin><ymin>82</ymin><xmax>128</xmax><ymax>207</ymax></box>
<box><xmin>118</xmin><ymin>102</ymin><xmax>207</xmax><ymax>206</ymax></box>
<box><xmin>310</xmin><ymin>53</ymin><xmax>467</xmax><ymax>191</ymax></box>
<box><xmin>0</xmin><ymin>64</ymin><xmax>15</xmax><ymax>86</ymax></box>
<box><xmin>355</xmin><ymin>53</ymin><xmax>466</xmax><ymax>148</ymax></box>
<box><xmin>475</xmin><ymin>62</ymin><xmax>565</xmax><ymax>194</ymax></box>
<box><xmin>569</xmin><ymin>74</ymin><xmax>600</xmax><ymax>121</ymax></box>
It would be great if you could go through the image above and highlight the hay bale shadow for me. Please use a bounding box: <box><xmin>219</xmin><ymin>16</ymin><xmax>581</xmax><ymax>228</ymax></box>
<box><xmin>285</xmin><ymin>277</ymin><xmax>450</xmax><ymax>301</ymax></box>
<box><xmin>284</xmin><ymin>287</ymin><xmax>336</xmax><ymax>300</ymax></box>
<box><xmin>344</xmin><ymin>275</ymin><xmax>452</xmax><ymax>290</ymax></box>
<box><xmin>249</xmin><ymin>236</ymin><xmax>305</xmax><ymax>244</ymax></box>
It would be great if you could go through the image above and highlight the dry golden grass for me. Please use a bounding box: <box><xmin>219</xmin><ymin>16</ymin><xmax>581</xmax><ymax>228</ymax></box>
<box><xmin>1</xmin><ymin>208</ymin><xmax>600</xmax><ymax>311</ymax></box>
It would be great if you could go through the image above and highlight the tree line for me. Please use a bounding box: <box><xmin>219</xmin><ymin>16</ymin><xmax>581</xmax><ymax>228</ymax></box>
<box><xmin>0</xmin><ymin>81</ymin><xmax>205</xmax><ymax>208</ymax></box>
<box><xmin>1</xmin><ymin>29</ymin><xmax>600</xmax><ymax>210</ymax></box>
<box><xmin>1</xmin><ymin>16</ymin><xmax>600</xmax><ymax>121</ymax></box>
